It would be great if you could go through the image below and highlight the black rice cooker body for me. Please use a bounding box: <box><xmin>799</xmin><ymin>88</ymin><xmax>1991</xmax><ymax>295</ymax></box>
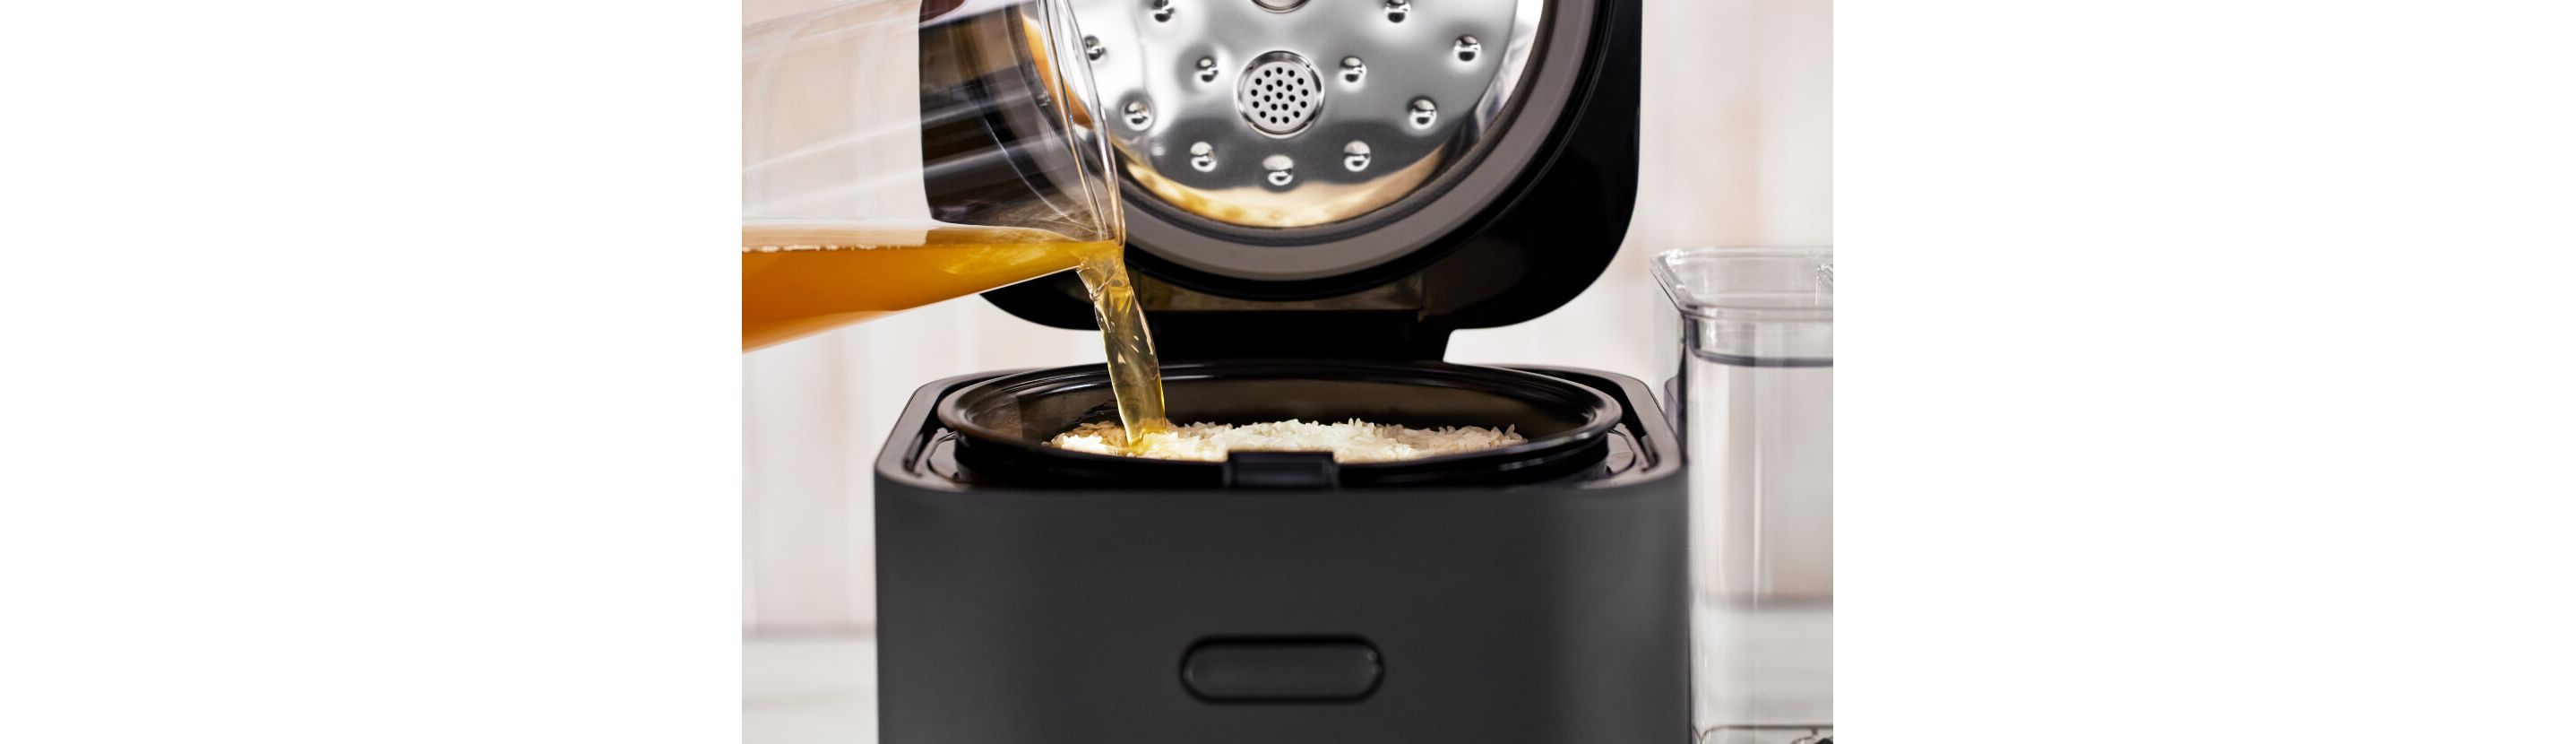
<box><xmin>874</xmin><ymin>365</ymin><xmax>1688</xmax><ymax>744</ymax></box>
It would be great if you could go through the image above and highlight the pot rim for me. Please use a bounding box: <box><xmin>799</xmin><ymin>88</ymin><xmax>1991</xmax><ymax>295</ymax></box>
<box><xmin>935</xmin><ymin>359</ymin><xmax>1624</xmax><ymax>480</ymax></box>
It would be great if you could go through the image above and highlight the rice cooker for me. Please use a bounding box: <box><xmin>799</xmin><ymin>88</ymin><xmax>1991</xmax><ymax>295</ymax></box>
<box><xmin>875</xmin><ymin>0</ymin><xmax>1684</xmax><ymax>741</ymax></box>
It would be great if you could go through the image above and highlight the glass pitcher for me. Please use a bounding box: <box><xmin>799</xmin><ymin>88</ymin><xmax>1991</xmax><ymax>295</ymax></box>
<box><xmin>1653</xmin><ymin>247</ymin><xmax>1834</xmax><ymax>744</ymax></box>
<box><xmin>743</xmin><ymin>0</ymin><xmax>1122</xmax><ymax>351</ymax></box>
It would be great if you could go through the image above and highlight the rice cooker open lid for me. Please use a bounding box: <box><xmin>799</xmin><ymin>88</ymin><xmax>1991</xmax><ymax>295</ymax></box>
<box><xmin>967</xmin><ymin>0</ymin><xmax>1641</xmax><ymax>361</ymax></box>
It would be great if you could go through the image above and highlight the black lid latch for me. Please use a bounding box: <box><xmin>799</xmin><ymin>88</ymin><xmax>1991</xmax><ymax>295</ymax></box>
<box><xmin>1221</xmin><ymin>451</ymin><xmax>1340</xmax><ymax>489</ymax></box>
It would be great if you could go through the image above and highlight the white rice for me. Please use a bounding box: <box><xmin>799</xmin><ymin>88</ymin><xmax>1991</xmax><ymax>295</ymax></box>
<box><xmin>1047</xmin><ymin>419</ymin><xmax>1526</xmax><ymax>463</ymax></box>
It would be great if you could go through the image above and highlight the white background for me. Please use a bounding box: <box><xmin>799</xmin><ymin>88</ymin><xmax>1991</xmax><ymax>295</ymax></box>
<box><xmin>4</xmin><ymin>1</ymin><xmax>2574</xmax><ymax>743</ymax></box>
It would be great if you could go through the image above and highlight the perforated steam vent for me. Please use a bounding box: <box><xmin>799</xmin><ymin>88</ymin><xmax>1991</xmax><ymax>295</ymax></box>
<box><xmin>1074</xmin><ymin>0</ymin><xmax>1544</xmax><ymax>231</ymax></box>
<box><xmin>1236</xmin><ymin>52</ymin><xmax>1322</xmax><ymax>137</ymax></box>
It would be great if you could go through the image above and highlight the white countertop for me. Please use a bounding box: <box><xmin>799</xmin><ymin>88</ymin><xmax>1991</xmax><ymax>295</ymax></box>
<box><xmin>745</xmin><ymin>633</ymin><xmax>1831</xmax><ymax>744</ymax></box>
<box><xmin>745</xmin><ymin>636</ymin><xmax>878</xmax><ymax>744</ymax></box>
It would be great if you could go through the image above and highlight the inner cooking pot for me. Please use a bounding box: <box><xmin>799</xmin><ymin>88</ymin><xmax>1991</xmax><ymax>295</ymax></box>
<box><xmin>938</xmin><ymin>359</ymin><xmax>1623</xmax><ymax>488</ymax></box>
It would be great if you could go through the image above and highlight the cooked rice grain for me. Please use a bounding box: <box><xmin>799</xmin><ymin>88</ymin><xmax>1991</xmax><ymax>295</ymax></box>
<box><xmin>1047</xmin><ymin>419</ymin><xmax>1526</xmax><ymax>463</ymax></box>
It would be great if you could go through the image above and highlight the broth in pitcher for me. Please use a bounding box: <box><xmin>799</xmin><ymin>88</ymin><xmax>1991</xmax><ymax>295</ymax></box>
<box><xmin>742</xmin><ymin>219</ymin><xmax>1169</xmax><ymax>436</ymax></box>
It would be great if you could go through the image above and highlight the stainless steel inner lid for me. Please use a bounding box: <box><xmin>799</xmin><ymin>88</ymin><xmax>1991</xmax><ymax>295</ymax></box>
<box><xmin>1074</xmin><ymin>0</ymin><xmax>1548</xmax><ymax>236</ymax></box>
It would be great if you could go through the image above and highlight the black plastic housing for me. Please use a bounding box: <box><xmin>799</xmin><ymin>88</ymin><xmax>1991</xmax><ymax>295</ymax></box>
<box><xmin>874</xmin><ymin>367</ymin><xmax>1689</xmax><ymax>744</ymax></box>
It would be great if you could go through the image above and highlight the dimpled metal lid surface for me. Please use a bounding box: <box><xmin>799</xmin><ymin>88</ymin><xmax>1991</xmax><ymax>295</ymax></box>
<box><xmin>1073</xmin><ymin>0</ymin><xmax>1546</xmax><ymax>230</ymax></box>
